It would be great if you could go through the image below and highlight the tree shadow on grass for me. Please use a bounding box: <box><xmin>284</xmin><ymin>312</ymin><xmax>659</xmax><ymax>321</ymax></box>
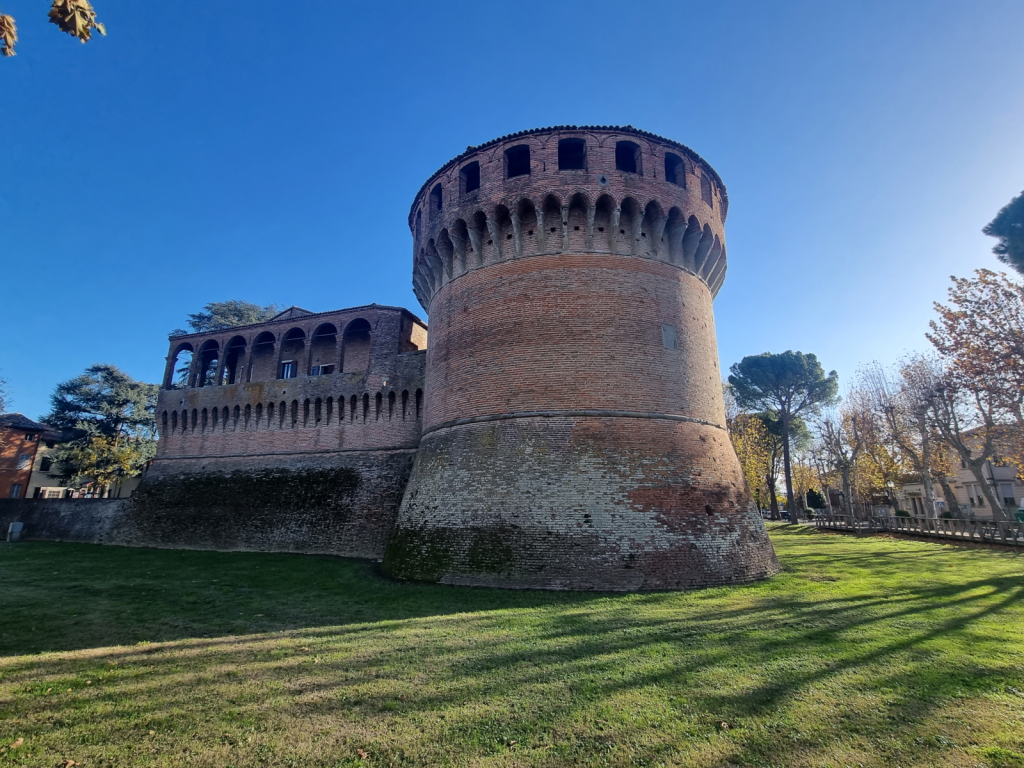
<box><xmin>2</xmin><ymin>534</ymin><xmax>1024</xmax><ymax>766</ymax></box>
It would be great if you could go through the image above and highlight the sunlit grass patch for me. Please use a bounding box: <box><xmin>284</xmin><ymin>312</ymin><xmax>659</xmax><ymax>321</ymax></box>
<box><xmin>0</xmin><ymin>526</ymin><xmax>1022</xmax><ymax>766</ymax></box>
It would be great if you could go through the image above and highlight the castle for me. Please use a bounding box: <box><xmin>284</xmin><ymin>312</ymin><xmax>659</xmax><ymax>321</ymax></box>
<box><xmin>142</xmin><ymin>126</ymin><xmax>779</xmax><ymax>590</ymax></box>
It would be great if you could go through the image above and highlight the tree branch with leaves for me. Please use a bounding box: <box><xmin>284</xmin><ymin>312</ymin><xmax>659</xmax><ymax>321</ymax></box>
<box><xmin>1</xmin><ymin>0</ymin><xmax>105</xmax><ymax>57</ymax></box>
<box><xmin>44</xmin><ymin>364</ymin><xmax>157</xmax><ymax>495</ymax></box>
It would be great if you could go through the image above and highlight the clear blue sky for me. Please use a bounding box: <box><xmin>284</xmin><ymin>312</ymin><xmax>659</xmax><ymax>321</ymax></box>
<box><xmin>4</xmin><ymin>1</ymin><xmax>1023</xmax><ymax>420</ymax></box>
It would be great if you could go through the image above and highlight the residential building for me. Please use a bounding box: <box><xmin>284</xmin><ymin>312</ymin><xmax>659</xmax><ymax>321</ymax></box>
<box><xmin>0</xmin><ymin>414</ymin><xmax>48</xmax><ymax>499</ymax></box>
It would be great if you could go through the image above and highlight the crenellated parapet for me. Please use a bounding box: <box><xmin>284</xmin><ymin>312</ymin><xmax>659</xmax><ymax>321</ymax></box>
<box><xmin>407</xmin><ymin>126</ymin><xmax>729</xmax><ymax>310</ymax></box>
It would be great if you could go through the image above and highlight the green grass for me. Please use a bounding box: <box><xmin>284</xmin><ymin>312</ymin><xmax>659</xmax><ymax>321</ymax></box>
<box><xmin>0</xmin><ymin>526</ymin><xmax>1023</xmax><ymax>767</ymax></box>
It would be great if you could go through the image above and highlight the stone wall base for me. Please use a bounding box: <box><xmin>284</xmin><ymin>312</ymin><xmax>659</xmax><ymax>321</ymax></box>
<box><xmin>384</xmin><ymin>416</ymin><xmax>780</xmax><ymax>591</ymax></box>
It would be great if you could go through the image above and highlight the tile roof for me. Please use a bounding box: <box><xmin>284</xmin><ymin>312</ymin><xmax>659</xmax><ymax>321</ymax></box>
<box><xmin>0</xmin><ymin>413</ymin><xmax>50</xmax><ymax>431</ymax></box>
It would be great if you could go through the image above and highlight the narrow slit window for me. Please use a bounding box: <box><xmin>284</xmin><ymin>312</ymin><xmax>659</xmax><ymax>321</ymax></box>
<box><xmin>429</xmin><ymin>183</ymin><xmax>443</xmax><ymax>215</ymax></box>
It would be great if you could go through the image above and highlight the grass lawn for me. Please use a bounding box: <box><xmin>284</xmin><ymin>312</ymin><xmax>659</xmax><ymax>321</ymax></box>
<box><xmin>0</xmin><ymin>526</ymin><xmax>1023</xmax><ymax>767</ymax></box>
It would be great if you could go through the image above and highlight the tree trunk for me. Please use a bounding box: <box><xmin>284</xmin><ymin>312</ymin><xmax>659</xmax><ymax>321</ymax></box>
<box><xmin>968</xmin><ymin>459</ymin><xmax>1007</xmax><ymax>522</ymax></box>
<box><xmin>781</xmin><ymin>414</ymin><xmax>797</xmax><ymax>523</ymax></box>
<box><xmin>934</xmin><ymin>472</ymin><xmax>960</xmax><ymax>515</ymax></box>
<box><xmin>840</xmin><ymin>468</ymin><xmax>854</xmax><ymax>517</ymax></box>
<box><xmin>767</xmin><ymin>475</ymin><xmax>780</xmax><ymax>520</ymax></box>
<box><xmin>915</xmin><ymin>410</ymin><xmax>936</xmax><ymax>518</ymax></box>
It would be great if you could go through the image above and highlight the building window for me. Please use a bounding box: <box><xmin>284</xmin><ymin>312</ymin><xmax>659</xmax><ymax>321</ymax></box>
<box><xmin>662</xmin><ymin>323</ymin><xmax>677</xmax><ymax>350</ymax></box>
<box><xmin>701</xmin><ymin>173</ymin><xmax>713</xmax><ymax>206</ymax></box>
<box><xmin>9</xmin><ymin>483</ymin><xmax>22</xmax><ymax>499</ymax></box>
<box><xmin>17</xmin><ymin>454</ymin><xmax>31</xmax><ymax>470</ymax></box>
<box><xmin>46</xmin><ymin>489</ymin><xmax>61</xmax><ymax>499</ymax></box>
<box><xmin>311</xmin><ymin>364</ymin><xmax>334</xmax><ymax>376</ymax></box>
<box><xmin>504</xmin><ymin>145</ymin><xmax>530</xmax><ymax>179</ymax></box>
<box><xmin>40</xmin><ymin>457</ymin><xmax>53</xmax><ymax>472</ymax></box>
<box><xmin>429</xmin><ymin>183</ymin><xmax>443</xmax><ymax>215</ymax></box>
<box><xmin>665</xmin><ymin>152</ymin><xmax>684</xmax><ymax>186</ymax></box>
<box><xmin>615</xmin><ymin>141</ymin><xmax>641</xmax><ymax>174</ymax></box>
<box><xmin>24</xmin><ymin>433</ymin><xmax>37</xmax><ymax>442</ymax></box>
<box><xmin>557</xmin><ymin>138</ymin><xmax>586</xmax><ymax>170</ymax></box>
<box><xmin>460</xmin><ymin>161</ymin><xmax>480</xmax><ymax>194</ymax></box>
<box><xmin>1000</xmin><ymin>483</ymin><xmax>1016</xmax><ymax>508</ymax></box>
<box><xmin>280</xmin><ymin>361</ymin><xmax>297</xmax><ymax>379</ymax></box>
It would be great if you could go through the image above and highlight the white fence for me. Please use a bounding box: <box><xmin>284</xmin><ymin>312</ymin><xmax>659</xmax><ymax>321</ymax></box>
<box><xmin>814</xmin><ymin>512</ymin><xmax>1024</xmax><ymax>547</ymax></box>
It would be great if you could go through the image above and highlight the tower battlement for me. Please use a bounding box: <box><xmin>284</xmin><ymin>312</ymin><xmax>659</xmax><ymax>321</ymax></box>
<box><xmin>408</xmin><ymin>126</ymin><xmax>730</xmax><ymax>312</ymax></box>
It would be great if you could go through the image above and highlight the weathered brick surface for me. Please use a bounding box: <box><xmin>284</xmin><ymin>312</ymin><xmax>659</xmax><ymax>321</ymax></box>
<box><xmin>0</xmin><ymin>498</ymin><xmax>127</xmax><ymax>543</ymax></box>
<box><xmin>387</xmin><ymin>417</ymin><xmax>777</xmax><ymax>590</ymax></box>
<box><xmin>0</xmin><ymin>448</ymin><xmax>413</xmax><ymax>558</ymax></box>
<box><xmin>387</xmin><ymin>126</ymin><xmax>780</xmax><ymax>590</ymax></box>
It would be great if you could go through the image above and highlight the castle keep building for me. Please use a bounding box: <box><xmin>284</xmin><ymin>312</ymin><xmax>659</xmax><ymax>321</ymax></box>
<box><xmin>141</xmin><ymin>126</ymin><xmax>779</xmax><ymax>590</ymax></box>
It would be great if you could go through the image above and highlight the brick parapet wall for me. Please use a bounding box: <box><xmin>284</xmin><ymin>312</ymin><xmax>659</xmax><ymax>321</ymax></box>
<box><xmin>156</xmin><ymin>347</ymin><xmax>426</xmax><ymax>460</ymax></box>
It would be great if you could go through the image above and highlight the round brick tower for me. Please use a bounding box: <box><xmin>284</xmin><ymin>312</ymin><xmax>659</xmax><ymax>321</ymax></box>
<box><xmin>383</xmin><ymin>126</ymin><xmax>780</xmax><ymax>590</ymax></box>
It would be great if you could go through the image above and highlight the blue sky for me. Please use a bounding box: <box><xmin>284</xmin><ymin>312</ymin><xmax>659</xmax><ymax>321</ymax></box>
<box><xmin>3</xmin><ymin>0</ymin><xmax>1023</xmax><ymax>420</ymax></box>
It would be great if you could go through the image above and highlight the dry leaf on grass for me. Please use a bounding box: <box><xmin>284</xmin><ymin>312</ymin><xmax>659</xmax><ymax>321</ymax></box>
<box><xmin>10</xmin><ymin>738</ymin><xmax>23</xmax><ymax>749</ymax></box>
<box><xmin>357</xmin><ymin>748</ymin><xmax>369</xmax><ymax>759</ymax></box>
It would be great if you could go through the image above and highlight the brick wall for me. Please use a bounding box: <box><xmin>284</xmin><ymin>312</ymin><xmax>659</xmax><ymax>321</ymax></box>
<box><xmin>0</xmin><ymin>446</ymin><xmax>413</xmax><ymax>559</ymax></box>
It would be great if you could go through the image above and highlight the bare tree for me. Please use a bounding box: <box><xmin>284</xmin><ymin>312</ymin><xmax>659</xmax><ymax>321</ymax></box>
<box><xmin>816</xmin><ymin>399</ymin><xmax>866</xmax><ymax>517</ymax></box>
<box><xmin>860</xmin><ymin>356</ymin><xmax>941</xmax><ymax>517</ymax></box>
<box><xmin>925</xmin><ymin>369</ymin><xmax>1010</xmax><ymax>521</ymax></box>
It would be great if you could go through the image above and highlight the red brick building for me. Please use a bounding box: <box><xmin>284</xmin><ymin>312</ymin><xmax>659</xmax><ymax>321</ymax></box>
<box><xmin>0</xmin><ymin>414</ymin><xmax>49</xmax><ymax>499</ymax></box>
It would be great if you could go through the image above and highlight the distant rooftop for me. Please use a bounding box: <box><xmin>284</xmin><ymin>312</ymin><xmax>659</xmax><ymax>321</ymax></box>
<box><xmin>0</xmin><ymin>413</ymin><xmax>50</xmax><ymax>431</ymax></box>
